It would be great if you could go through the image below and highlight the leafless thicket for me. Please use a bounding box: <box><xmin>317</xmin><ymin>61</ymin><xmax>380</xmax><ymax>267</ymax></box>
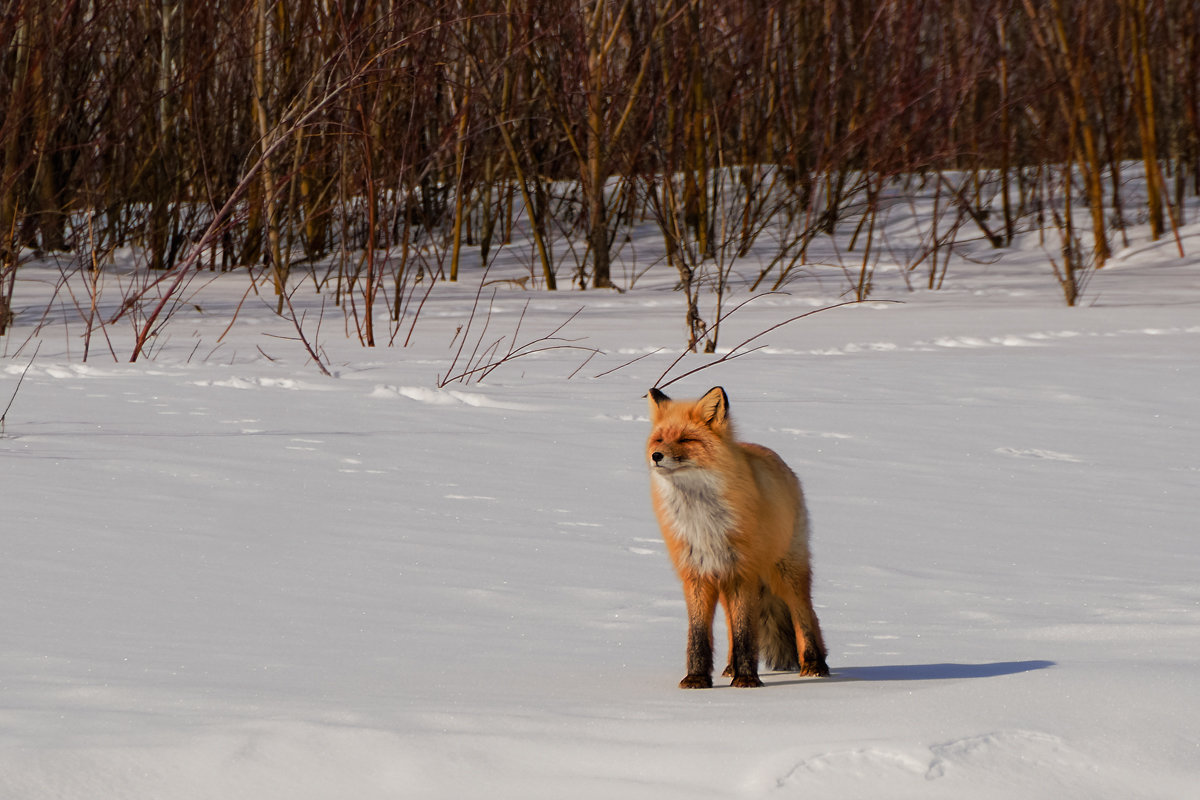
<box><xmin>2</xmin><ymin>0</ymin><xmax>1197</xmax><ymax>354</ymax></box>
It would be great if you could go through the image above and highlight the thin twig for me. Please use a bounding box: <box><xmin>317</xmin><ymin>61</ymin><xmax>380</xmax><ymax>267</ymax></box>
<box><xmin>592</xmin><ymin>347</ymin><xmax>663</xmax><ymax>379</ymax></box>
<box><xmin>654</xmin><ymin>299</ymin><xmax>900</xmax><ymax>390</ymax></box>
<box><xmin>439</xmin><ymin>301</ymin><xmax>597</xmax><ymax>386</ymax></box>
<box><xmin>277</xmin><ymin>288</ymin><xmax>333</xmax><ymax>377</ymax></box>
<box><xmin>1</xmin><ymin>340</ymin><xmax>41</xmax><ymax>435</ymax></box>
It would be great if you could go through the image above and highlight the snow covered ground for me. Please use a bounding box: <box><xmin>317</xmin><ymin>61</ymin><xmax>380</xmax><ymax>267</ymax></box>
<box><xmin>2</xmin><ymin>207</ymin><xmax>1199</xmax><ymax>798</ymax></box>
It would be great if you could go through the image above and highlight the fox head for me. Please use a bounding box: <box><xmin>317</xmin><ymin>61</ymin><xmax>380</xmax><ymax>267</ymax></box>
<box><xmin>646</xmin><ymin>386</ymin><xmax>732</xmax><ymax>474</ymax></box>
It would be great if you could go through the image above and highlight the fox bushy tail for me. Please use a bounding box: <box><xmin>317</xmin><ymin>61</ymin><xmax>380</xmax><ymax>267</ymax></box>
<box><xmin>757</xmin><ymin>589</ymin><xmax>801</xmax><ymax>671</ymax></box>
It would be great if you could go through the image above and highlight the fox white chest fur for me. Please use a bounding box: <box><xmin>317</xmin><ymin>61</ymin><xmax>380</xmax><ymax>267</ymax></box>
<box><xmin>651</xmin><ymin>468</ymin><xmax>736</xmax><ymax>575</ymax></box>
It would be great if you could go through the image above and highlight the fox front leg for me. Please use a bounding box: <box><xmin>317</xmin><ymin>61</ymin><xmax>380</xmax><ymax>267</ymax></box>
<box><xmin>726</xmin><ymin>581</ymin><xmax>763</xmax><ymax>688</ymax></box>
<box><xmin>679</xmin><ymin>578</ymin><xmax>719</xmax><ymax>688</ymax></box>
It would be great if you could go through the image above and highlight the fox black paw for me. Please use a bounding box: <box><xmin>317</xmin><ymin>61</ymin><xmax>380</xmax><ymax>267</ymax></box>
<box><xmin>800</xmin><ymin>660</ymin><xmax>830</xmax><ymax>678</ymax></box>
<box><xmin>679</xmin><ymin>674</ymin><xmax>713</xmax><ymax>689</ymax></box>
<box><xmin>730</xmin><ymin>675</ymin><xmax>764</xmax><ymax>688</ymax></box>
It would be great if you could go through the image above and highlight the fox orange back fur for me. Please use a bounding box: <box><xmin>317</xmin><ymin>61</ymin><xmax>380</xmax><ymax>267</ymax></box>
<box><xmin>647</xmin><ymin>386</ymin><xmax>829</xmax><ymax>688</ymax></box>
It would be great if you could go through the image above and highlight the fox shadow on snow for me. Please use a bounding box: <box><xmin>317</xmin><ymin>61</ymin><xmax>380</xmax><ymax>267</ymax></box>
<box><xmin>764</xmin><ymin>660</ymin><xmax>1055</xmax><ymax>685</ymax></box>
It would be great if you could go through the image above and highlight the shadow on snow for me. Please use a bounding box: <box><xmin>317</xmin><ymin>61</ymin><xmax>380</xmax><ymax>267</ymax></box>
<box><xmin>827</xmin><ymin>660</ymin><xmax>1055</xmax><ymax>682</ymax></box>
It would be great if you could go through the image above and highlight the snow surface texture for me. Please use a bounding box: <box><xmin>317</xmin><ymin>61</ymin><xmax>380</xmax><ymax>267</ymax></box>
<box><xmin>3</xmin><ymin>214</ymin><xmax>1200</xmax><ymax>798</ymax></box>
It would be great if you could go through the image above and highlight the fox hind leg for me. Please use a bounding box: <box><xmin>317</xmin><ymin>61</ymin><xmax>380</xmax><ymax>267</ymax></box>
<box><xmin>721</xmin><ymin>594</ymin><xmax>735</xmax><ymax>678</ymax></box>
<box><xmin>793</xmin><ymin>610</ymin><xmax>829</xmax><ymax>677</ymax></box>
<box><xmin>776</xmin><ymin>561</ymin><xmax>830</xmax><ymax>677</ymax></box>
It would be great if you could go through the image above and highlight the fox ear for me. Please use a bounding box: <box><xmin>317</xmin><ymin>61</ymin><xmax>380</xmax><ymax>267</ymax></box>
<box><xmin>648</xmin><ymin>387</ymin><xmax>670</xmax><ymax>420</ymax></box>
<box><xmin>697</xmin><ymin>386</ymin><xmax>730</xmax><ymax>429</ymax></box>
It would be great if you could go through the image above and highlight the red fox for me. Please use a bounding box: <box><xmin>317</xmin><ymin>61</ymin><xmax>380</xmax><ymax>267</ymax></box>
<box><xmin>647</xmin><ymin>386</ymin><xmax>829</xmax><ymax>688</ymax></box>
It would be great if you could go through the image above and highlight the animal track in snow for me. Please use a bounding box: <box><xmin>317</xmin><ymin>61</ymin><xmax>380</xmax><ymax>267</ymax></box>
<box><xmin>593</xmin><ymin>413</ymin><xmax>643</xmax><ymax>423</ymax></box>
<box><xmin>763</xmin><ymin>326</ymin><xmax>1197</xmax><ymax>358</ymax></box>
<box><xmin>626</xmin><ymin>536</ymin><xmax>661</xmax><ymax>556</ymax></box>
<box><xmin>193</xmin><ymin>376</ymin><xmax>332</xmax><ymax>391</ymax></box>
<box><xmin>372</xmin><ymin>385</ymin><xmax>534</xmax><ymax>410</ymax></box>
<box><xmin>10</xmin><ymin>363</ymin><xmax>132</xmax><ymax>379</ymax></box>
<box><xmin>995</xmin><ymin>447</ymin><xmax>1082</xmax><ymax>463</ymax></box>
<box><xmin>777</xmin><ymin>427</ymin><xmax>854</xmax><ymax>440</ymax></box>
<box><xmin>766</xmin><ymin>730</ymin><xmax>1102</xmax><ymax>792</ymax></box>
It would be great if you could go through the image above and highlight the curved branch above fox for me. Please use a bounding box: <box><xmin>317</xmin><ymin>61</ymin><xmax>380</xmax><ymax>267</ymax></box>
<box><xmin>647</xmin><ymin>386</ymin><xmax>829</xmax><ymax>688</ymax></box>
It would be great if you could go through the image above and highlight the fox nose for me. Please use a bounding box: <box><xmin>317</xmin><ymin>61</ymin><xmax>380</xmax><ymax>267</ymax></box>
<box><xmin>652</xmin><ymin>451</ymin><xmax>664</xmax><ymax>464</ymax></box>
